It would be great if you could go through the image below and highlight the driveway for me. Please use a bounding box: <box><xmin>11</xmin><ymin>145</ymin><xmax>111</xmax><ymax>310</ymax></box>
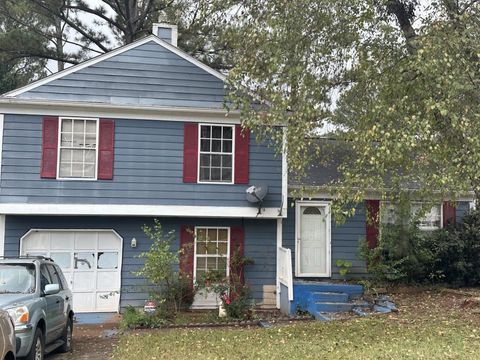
<box><xmin>48</xmin><ymin>324</ymin><xmax>118</xmax><ymax>360</ymax></box>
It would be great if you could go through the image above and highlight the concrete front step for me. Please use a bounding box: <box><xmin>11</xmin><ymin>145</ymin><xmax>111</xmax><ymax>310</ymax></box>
<box><xmin>315</xmin><ymin>301</ymin><xmax>371</xmax><ymax>313</ymax></box>
<box><xmin>293</xmin><ymin>282</ymin><xmax>364</xmax><ymax>299</ymax></box>
<box><xmin>315</xmin><ymin>302</ymin><xmax>354</xmax><ymax>312</ymax></box>
<box><xmin>310</xmin><ymin>291</ymin><xmax>350</xmax><ymax>303</ymax></box>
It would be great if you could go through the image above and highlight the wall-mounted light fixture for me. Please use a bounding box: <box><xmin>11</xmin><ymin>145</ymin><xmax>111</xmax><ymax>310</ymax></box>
<box><xmin>131</xmin><ymin>237</ymin><xmax>137</xmax><ymax>248</ymax></box>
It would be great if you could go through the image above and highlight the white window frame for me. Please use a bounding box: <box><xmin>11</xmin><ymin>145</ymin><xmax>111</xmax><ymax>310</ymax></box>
<box><xmin>57</xmin><ymin>116</ymin><xmax>99</xmax><ymax>181</ymax></box>
<box><xmin>381</xmin><ymin>202</ymin><xmax>443</xmax><ymax>231</ymax></box>
<box><xmin>193</xmin><ymin>226</ymin><xmax>230</xmax><ymax>284</ymax></box>
<box><xmin>197</xmin><ymin>123</ymin><xmax>235</xmax><ymax>185</ymax></box>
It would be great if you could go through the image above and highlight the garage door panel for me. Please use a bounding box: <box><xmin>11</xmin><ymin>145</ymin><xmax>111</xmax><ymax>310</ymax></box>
<box><xmin>50</xmin><ymin>232</ymin><xmax>74</xmax><ymax>250</ymax></box>
<box><xmin>73</xmin><ymin>272</ymin><xmax>96</xmax><ymax>292</ymax></box>
<box><xmin>73</xmin><ymin>293</ymin><xmax>96</xmax><ymax>312</ymax></box>
<box><xmin>24</xmin><ymin>232</ymin><xmax>50</xmax><ymax>250</ymax></box>
<box><xmin>96</xmin><ymin>292</ymin><xmax>120</xmax><ymax>312</ymax></box>
<box><xmin>97</xmin><ymin>272</ymin><xmax>120</xmax><ymax>291</ymax></box>
<box><xmin>98</xmin><ymin>232</ymin><xmax>121</xmax><ymax>250</ymax></box>
<box><xmin>74</xmin><ymin>232</ymin><xmax>97</xmax><ymax>250</ymax></box>
<box><xmin>22</xmin><ymin>229</ymin><xmax>122</xmax><ymax>313</ymax></box>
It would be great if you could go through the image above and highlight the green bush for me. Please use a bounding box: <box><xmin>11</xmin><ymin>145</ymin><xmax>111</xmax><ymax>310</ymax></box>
<box><xmin>135</xmin><ymin>220</ymin><xmax>195</xmax><ymax>317</ymax></box>
<box><xmin>120</xmin><ymin>306</ymin><xmax>167</xmax><ymax>329</ymax></box>
<box><xmin>426</xmin><ymin>209</ymin><xmax>480</xmax><ymax>286</ymax></box>
<box><xmin>361</xmin><ymin>208</ymin><xmax>480</xmax><ymax>286</ymax></box>
<box><xmin>360</xmin><ymin>221</ymin><xmax>435</xmax><ymax>283</ymax></box>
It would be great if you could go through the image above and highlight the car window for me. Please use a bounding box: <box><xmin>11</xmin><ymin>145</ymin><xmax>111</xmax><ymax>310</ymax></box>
<box><xmin>55</xmin><ymin>265</ymin><xmax>70</xmax><ymax>290</ymax></box>
<box><xmin>46</xmin><ymin>264</ymin><xmax>63</xmax><ymax>290</ymax></box>
<box><xmin>0</xmin><ymin>264</ymin><xmax>36</xmax><ymax>294</ymax></box>
<box><xmin>40</xmin><ymin>264</ymin><xmax>52</xmax><ymax>292</ymax></box>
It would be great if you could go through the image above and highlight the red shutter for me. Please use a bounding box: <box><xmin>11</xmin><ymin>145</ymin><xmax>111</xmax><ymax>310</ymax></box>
<box><xmin>365</xmin><ymin>200</ymin><xmax>380</xmax><ymax>249</ymax></box>
<box><xmin>234</xmin><ymin>125</ymin><xmax>249</xmax><ymax>184</ymax></box>
<box><xmin>443</xmin><ymin>202</ymin><xmax>456</xmax><ymax>227</ymax></box>
<box><xmin>41</xmin><ymin>116</ymin><xmax>59</xmax><ymax>178</ymax></box>
<box><xmin>183</xmin><ymin>123</ymin><xmax>198</xmax><ymax>183</ymax></box>
<box><xmin>230</xmin><ymin>226</ymin><xmax>245</xmax><ymax>287</ymax></box>
<box><xmin>98</xmin><ymin>119</ymin><xmax>115</xmax><ymax>180</ymax></box>
<box><xmin>179</xmin><ymin>225</ymin><xmax>195</xmax><ymax>282</ymax></box>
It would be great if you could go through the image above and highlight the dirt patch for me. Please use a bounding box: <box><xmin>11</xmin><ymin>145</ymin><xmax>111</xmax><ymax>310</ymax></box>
<box><xmin>48</xmin><ymin>324</ymin><xmax>118</xmax><ymax>360</ymax></box>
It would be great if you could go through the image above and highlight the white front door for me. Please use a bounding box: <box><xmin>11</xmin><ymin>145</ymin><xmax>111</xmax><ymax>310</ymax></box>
<box><xmin>296</xmin><ymin>202</ymin><xmax>331</xmax><ymax>277</ymax></box>
<box><xmin>21</xmin><ymin>230</ymin><xmax>123</xmax><ymax>313</ymax></box>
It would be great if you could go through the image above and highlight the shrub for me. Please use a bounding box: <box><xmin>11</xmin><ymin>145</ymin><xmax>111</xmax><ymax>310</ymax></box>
<box><xmin>360</xmin><ymin>221</ymin><xmax>435</xmax><ymax>283</ymax></box>
<box><xmin>197</xmin><ymin>250</ymin><xmax>254</xmax><ymax>319</ymax></box>
<box><xmin>135</xmin><ymin>220</ymin><xmax>195</xmax><ymax>317</ymax></box>
<box><xmin>361</xmin><ymin>208</ymin><xmax>480</xmax><ymax>286</ymax></box>
<box><xmin>120</xmin><ymin>306</ymin><xmax>167</xmax><ymax>329</ymax></box>
<box><xmin>426</xmin><ymin>209</ymin><xmax>480</xmax><ymax>286</ymax></box>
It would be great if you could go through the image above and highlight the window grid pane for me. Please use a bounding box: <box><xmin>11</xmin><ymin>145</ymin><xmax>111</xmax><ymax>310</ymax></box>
<box><xmin>199</xmin><ymin>125</ymin><xmax>233</xmax><ymax>183</ymax></box>
<box><xmin>59</xmin><ymin>118</ymin><xmax>97</xmax><ymax>179</ymax></box>
<box><xmin>195</xmin><ymin>227</ymin><xmax>229</xmax><ymax>280</ymax></box>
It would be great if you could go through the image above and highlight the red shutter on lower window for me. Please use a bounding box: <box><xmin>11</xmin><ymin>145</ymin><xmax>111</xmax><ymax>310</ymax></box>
<box><xmin>179</xmin><ymin>225</ymin><xmax>195</xmax><ymax>282</ymax></box>
<box><xmin>41</xmin><ymin>116</ymin><xmax>59</xmax><ymax>178</ymax></box>
<box><xmin>183</xmin><ymin>123</ymin><xmax>198</xmax><ymax>183</ymax></box>
<box><xmin>443</xmin><ymin>202</ymin><xmax>456</xmax><ymax>227</ymax></box>
<box><xmin>230</xmin><ymin>226</ymin><xmax>245</xmax><ymax>286</ymax></box>
<box><xmin>365</xmin><ymin>200</ymin><xmax>380</xmax><ymax>249</ymax></box>
<box><xmin>234</xmin><ymin>125</ymin><xmax>249</xmax><ymax>184</ymax></box>
<box><xmin>98</xmin><ymin>119</ymin><xmax>115</xmax><ymax>180</ymax></box>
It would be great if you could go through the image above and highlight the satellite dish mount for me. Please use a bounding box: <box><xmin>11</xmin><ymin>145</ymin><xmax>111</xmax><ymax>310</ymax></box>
<box><xmin>246</xmin><ymin>184</ymin><xmax>269</xmax><ymax>216</ymax></box>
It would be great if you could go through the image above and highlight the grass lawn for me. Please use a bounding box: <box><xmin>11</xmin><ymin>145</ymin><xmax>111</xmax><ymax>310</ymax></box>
<box><xmin>112</xmin><ymin>288</ymin><xmax>480</xmax><ymax>359</ymax></box>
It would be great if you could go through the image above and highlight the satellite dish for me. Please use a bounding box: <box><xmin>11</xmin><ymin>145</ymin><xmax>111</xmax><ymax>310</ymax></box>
<box><xmin>246</xmin><ymin>184</ymin><xmax>269</xmax><ymax>215</ymax></box>
<box><xmin>246</xmin><ymin>183</ymin><xmax>269</xmax><ymax>203</ymax></box>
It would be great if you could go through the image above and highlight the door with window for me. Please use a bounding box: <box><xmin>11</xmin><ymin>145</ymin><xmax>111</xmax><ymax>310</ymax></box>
<box><xmin>192</xmin><ymin>227</ymin><xmax>230</xmax><ymax>309</ymax></box>
<box><xmin>296</xmin><ymin>202</ymin><xmax>331</xmax><ymax>277</ymax></box>
<box><xmin>21</xmin><ymin>230</ymin><xmax>123</xmax><ymax>313</ymax></box>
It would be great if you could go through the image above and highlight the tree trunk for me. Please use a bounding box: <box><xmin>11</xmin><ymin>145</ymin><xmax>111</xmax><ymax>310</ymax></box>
<box><xmin>386</xmin><ymin>0</ymin><xmax>417</xmax><ymax>53</ymax></box>
<box><xmin>54</xmin><ymin>18</ymin><xmax>64</xmax><ymax>72</ymax></box>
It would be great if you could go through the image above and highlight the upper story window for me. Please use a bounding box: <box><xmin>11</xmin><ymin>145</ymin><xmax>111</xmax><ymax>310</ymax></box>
<box><xmin>58</xmin><ymin>118</ymin><xmax>98</xmax><ymax>179</ymax></box>
<box><xmin>381</xmin><ymin>202</ymin><xmax>442</xmax><ymax>230</ymax></box>
<box><xmin>198</xmin><ymin>124</ymin><xmax>234</xmax><ymax>183</ymax></box>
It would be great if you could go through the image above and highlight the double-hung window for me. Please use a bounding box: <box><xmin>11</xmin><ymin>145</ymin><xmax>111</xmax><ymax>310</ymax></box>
<box><xmin>198</xmin><ymin>124</ymin><xmax>234</xmax><ymax>183</ymax></box>
<box><xmin>58</xmin><ymin>118</ymin><xmax>98</xmax><ymax>179</ymax></box>
<box><xmin>194</xmin><ymin>227</ymin><xmax>229</xmax><ymax>281</ymax></box>
<box><xmin>381</xmin><ymin>202</ymin><xmax>442</xmax><ymax>230</ymax></box>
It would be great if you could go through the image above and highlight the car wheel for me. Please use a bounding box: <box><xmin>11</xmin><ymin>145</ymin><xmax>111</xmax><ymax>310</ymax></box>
<box><xmin>59</xmin><ymin>317</ymin><xmax>73</xmax><ymax>353</ymax></box>
<box><xmin>24</xmin><ymin>327</ymin><xmax>44</xmax><ymax>360</ymax></box>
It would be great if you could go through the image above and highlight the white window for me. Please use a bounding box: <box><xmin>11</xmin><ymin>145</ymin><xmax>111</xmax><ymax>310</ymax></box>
<box><xmin>194</xmin><ymin>227</ymin><xmax>230</xmax><ymax>281</ymax></box>
<box><xmin>58</xmin><ymin>118</ymin><xmax>98</xmax><ymax>179</ymax></box>
<box><xmin>381</xmin><ymin>202</ymin><xmax>442</xmax><ymax>230</ymax></box>
<box><xmin>198</xmin><ymin>124</ymin><xmax>234</xmax><ymax>183</ymax></box>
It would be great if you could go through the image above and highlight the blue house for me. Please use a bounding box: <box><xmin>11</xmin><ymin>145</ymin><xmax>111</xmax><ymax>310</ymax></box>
<box><xmin>0</xmin><ymin>24</ymin><xmax>473</xmax><ymax>315</ymax></box>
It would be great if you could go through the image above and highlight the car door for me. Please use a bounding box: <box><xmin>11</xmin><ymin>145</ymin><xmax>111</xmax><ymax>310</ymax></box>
<box><xmin>48</xmin><ymin>265</ymin><xmax>69</xmax><ymax>328</ymax></box>
<box><xmin>40</xmin><ymin>264</ymin><xmax>63</xmax><ymax>343</ymax></box>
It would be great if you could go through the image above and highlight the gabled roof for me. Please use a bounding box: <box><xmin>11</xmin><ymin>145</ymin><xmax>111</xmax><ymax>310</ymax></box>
<box><xmin>3</xmin><ymin>35</ymin><xmax>227</xmax><ymax>109</ymax></box>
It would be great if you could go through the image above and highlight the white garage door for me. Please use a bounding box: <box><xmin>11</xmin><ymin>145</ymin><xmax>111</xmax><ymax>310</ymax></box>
<box><xmin>21</xmin><ymin>229</ymin><xmax>123</xmax><ymax>313</ymax></box>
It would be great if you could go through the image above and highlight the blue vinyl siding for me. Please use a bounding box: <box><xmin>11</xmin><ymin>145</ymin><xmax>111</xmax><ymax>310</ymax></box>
<box><xmin>16</xmin><ymin>40</ymin><xmax>226</xmax><ymax>109</ymax></box>
<box><xmin>0</xmin><ymin>115</ymin><xmax>282</xmax><ymax>208</ymax></box>
<box><xmin>283</xmin><ymin>201</ymin><xmax>367</xmax><ymax>279</ymax></box>
<box><xmin>4</xmin><ymin>216</ymin><xmax>277</xmax><ymax>308</ymax></box>
<box><xmin>283</xmin><ymin>200</ymin><xmax>472</xmax><ymax>280</ymax></box>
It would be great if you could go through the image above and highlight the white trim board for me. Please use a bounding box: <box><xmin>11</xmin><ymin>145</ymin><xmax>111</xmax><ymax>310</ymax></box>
<box><xmin>0</xmin><ymin>114</ymin><xmax>4</xmax><ymax>182</ymax></box>
<box><xmin>0</xmin><ymin>99</ymin><xmax>240</xmax><ymax>124</ymax></box>
<box><xmin>0</xmin><ymin>215</ymin><xmax>5</xmax><ymax>257</ymax></box>
<box><xmin>4</xmin><ymin>35</ymin><xmax>225</xmax><ymax>98</ymax></box>
<box><xmin>0</xmin><ymin>203</ymin><xmax>286</xmax><ymax>219</ymax></box>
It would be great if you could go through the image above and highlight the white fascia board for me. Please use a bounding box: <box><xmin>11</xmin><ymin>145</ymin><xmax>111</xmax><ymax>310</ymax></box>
<box><xmin>0</xmin><ymin>98</ymin><xmax>240</xmax><ymax>124</ymax></box>
<box><xmin>4</xmin><ymin>35</ymin><xmax>225</xmax><ymax>98</ymax></box>
<box><xmin>288</xmin><ymin>186</ymin><xmax>476</xmax><ymax>202</ymax></box>
<box><xmin>0</xmin><ymin>203</ymin><xmax>286</xmax><ymax>219</ymax></box>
